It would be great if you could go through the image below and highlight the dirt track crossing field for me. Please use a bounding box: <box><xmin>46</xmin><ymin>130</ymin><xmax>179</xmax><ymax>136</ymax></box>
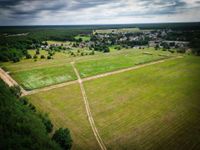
<box><xmin>71</xmin><ymin>62</ymin><xmax>107</xmax><ymax>150</ymax></box>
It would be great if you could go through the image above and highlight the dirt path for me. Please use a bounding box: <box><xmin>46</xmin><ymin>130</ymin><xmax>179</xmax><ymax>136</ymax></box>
<box><xmin>71</xmin><ymin>62</ymin><xmax>107</xmax><ymax>150</ymax></box>
<box><xmin>0</xmin><ymin>68</ymin><xmax>27</xmax><ymax>96</ymax></box>
<box><xmin>26</xmin><ymin>80</ymin><xmax>78</xmax><ymax>96</ymax></box>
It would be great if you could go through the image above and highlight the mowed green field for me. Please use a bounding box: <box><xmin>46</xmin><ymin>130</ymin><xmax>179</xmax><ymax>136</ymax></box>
<box><xmin>75</xmin><ymin>35</ymin><xmax>91</xmax><ymax>41</ymax></box>
<box><xmin>12</xmin><ymin>64</ymin><xmax>77</xmax><ymax>90</ymax></box>
<box><xmin>1</xmin><ymin>50</ymin><xmax>72</xmax><ymax>72</ymax></box>
<box><xmin>76</xmin><ymin>49</ymin><xmax>175</xmax><ymax>78</ymax></box>
<box><xmin>1</xmin><ymin>50</ymin><xmax>75</xmax><ymax>90</ymax></box>
<box><xmin>84</xmin><ymin>56</ymin><xmax>200</xmax><ymax>150</ymax></box>
<box><xmin>27</xmin><ymin>84</ymin><xmax>99</xmax><ymax>150</ymax></box>
<box><xmin>0</xmin><ymin>48</ymin><xmax>176</xmax><ymax>90</ymax></box>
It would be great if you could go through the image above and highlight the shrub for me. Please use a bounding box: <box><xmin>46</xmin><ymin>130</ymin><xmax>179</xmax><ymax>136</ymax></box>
<box><xmin>9</xmin><ymin>86</ymin><xmax>21</xmax><ymax>98</ymax></box>
<box><xmin>38</xmin><ymin>113</ymin><xmax>53</xmax><ymax>133</ymax></box>
<box><xmin>40</xmin><ymin>55</ymin><xmax>45</xmax><ymax>59</ymax></box>
<box><xmin>89</xmin><ymin>50</ymin><xmax>95</xmax><ymax>55</ymax></box>
<box><xmin>177</xmin><ymin>48</ymin><xmax>186</xmax><ymax>53</ymax></box>
<box><xmin>52</xmin><ymin>128</ymin><xmax>73</xmax><ymax>150</ymax></box>
<box><xmin>26</xmin><ymin>54</ymin><xmax>32</xmax><ymax>59</ymax></box>
<box><xmin>47</xmin><ymin>56</ymin><xmax>51</xmax><ymax>59</ymax></box>
<box><xmin>168</xmin><ymin>49</ymin><xmax>175</xmax><ymax>53</ymax></box>
<box><xmin>12</xmin><ymin>57</ymin><xmax>20</xmax><ymax>63</ymax></box>
<box><xmin>28</xmin><ymin>103</ymin><xmax>36</xmax><ymax>112</ymax></box>
<box><xmin>19</xmin><ymin>97</ymin><xmax>28</xmax><ymax>105</ymax></box>
<box><xmin>33</xmin><ymin>55</ymin><xmax>38</xmax><ymax>59</ymax></box>
<box><xmin>36</xmin><ymin>49</ymin><xmax>40</xmax><ymax>55</ymax></box>
<box><xmin>103</xmin><ymin>47</ymin><xmax>110</xmax><ymax>53</ymax></box>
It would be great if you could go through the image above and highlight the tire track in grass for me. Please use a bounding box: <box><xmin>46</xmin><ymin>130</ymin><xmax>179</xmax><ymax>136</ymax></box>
<box><xmin>71</xmin><ymin>62</ymin><xmax>107</xmax><ymax>150</ymax></box>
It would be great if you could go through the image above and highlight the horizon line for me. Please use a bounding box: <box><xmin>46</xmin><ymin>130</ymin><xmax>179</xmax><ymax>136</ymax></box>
<box><xmin>0</xmin><ymin>21</ymin><xmax>200</xmax><ymax>27</ymax></box>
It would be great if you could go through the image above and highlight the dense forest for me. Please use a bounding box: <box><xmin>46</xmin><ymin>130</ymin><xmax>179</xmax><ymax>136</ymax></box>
<box><xmin>0</xmin><ymin>80</ymin><xmax>72</xmax><ymax>150</ymax></box>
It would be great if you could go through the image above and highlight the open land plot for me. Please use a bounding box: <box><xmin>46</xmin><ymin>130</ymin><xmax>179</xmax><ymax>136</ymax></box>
<box><xmin>0</xmin><ymin>47</ymin><xmax>102</xmax><ymax>72</ymax></box>
<box><xmin>75</xmin><ymin>35</ymin><xmax>91</xmax><ymax>41</ymax></box>
<box><xmin>47</xmin><ymin>40</ymin><xmax>73</xmax><ymax>45</ymax></box>
<box><xmin>1</xmin><ymin>50</ymin><xmax>72</xmax><ymax>72</ymax></box>
<box><xmin>12</xmin><ymin>64</ymin><xmax>77</xmax><ymax>90</ymax></box>
<box><xmin>0</xmin><ymin>48</ymin><xmax>177</xmax><ymax>90</ymax></box>
<box><xmin>27</xmin><ymin>49</ymin><xmax>69</xmax><ymax>60</ymax></box>
<box><xmin>76</xmin><ymin>49</ymin><xmax>177</xmax><ymax>78</ymax></box>
<box><xmin>28</xmin><ymin>49</ymin><xmax>48</xmax><ymax>56</ymax></box>
<box><xmin>27</xmin><ymin>84</ymin><xmax>99</xmax><ymax>150</ymax></box>
<box><xmin>84</xmin><ymin>56</ymin><xmax>200</xmax><ymax>150</ymax></box>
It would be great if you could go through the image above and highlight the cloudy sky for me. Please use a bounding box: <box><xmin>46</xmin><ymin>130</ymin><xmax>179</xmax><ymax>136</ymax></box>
<box><xmin>0</xmin><ymin>0</ymin><xmax>200</xmax><ymax>25</ymax></box>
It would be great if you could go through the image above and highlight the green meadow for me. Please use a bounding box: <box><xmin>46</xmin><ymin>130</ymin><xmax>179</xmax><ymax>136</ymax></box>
<box><xmin>75</xmin><ymin>35</ymin><xmax>91</xmax><ymax>41</ymax></box>
<box><xmin>84</xmin><ymin>56</ymin><xmax>200</xmax><ymax>150</ymax></box>
<box><xmin>27</xmin><ymin>84</ymin><xmax>99</xmax><ymax>150</ymax></box>
<box><xmin>1</xmin><ymin>48</ymin><xmax>177</xmax><ymax>90</ymax></box>
<box><xmin>12</xmin><ymin>64</ymin><xmax>77</xmax><ymax>90</ymax></box>
<box><xmin>76</xmin><ymin>49</ymin><xmax>175</xmax><ymax>78</ymax></box>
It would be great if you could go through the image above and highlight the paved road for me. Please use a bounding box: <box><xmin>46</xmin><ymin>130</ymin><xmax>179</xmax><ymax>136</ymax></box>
<box><xmin>71</xmin><ymin>62</ymin><xmax>107</xmax><ymax>150</ymax></box>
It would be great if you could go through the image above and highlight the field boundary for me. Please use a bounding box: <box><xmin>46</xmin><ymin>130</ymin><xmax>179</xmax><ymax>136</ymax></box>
<box><xmin>71</xmin><ymin>62</ymin><xmax>107</xmax><ymax>150</ymax></box>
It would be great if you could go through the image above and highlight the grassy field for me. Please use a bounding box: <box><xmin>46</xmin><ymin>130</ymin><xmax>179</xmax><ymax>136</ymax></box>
<box><xmin>0</xmin><ymin>48</ymin><xmax>178</xmax><ymax>89</ymax></box>
<box><xmin>27</xmin><ymin>84</ymin><xmax>99</xmax><ymax>150</ymax></box>
<box><xmin>75</xmin><ymin>35</ymin><xmax>91</xmax><ymax>41</ymax></box>
<box><xmin>12</xmin><ymin>64</ymin><xmax>77</xmax><ymax>90</ymax></box>
<box><xmin>1</xmin><ymin>50</ymin><xmax>71</xmax><ymax>72</ymax></box>
<box><xmin>83</xmin><ymin>56</ymin><xmax>200</xmax><ymax>150</ymax></box>
<box><xmin>76</xmin><ymin>49</ymin><xmax>176</xmax><ymax>78</ymax></box>
<box><xmin>47</xmin><ymin>40</ymin><xmax>73</xmax><ymax>45</ymax></box>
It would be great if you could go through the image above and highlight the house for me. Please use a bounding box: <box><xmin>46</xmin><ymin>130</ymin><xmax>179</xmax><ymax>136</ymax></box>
<box><xmin>148</xmin><ymin>40</ymin><xmax>161</xmax><ymax>47</ymax></box>
<box><xmin>162</xmin><ymin>41</ymin><xmax>189</xmax><ymax>48</ymax></box>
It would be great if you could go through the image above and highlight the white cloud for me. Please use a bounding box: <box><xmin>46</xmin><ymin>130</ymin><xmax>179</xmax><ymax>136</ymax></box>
<box><xmin>0</xmin><ymin>0</ymin><xmax>200</xmax><ymax>25</ymax></box>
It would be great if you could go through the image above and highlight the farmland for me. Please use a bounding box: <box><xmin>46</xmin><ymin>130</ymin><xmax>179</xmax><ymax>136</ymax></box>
<box><xmin>23</xmin><ymin>55</ymin><xmax>200</xmax><ymax>150</ymax></box>
<box><xmin>27</xmin><ymin>84</ymin><xmax>99</xmax><ymax>150</ymax></box>
<box><xmin>12</xmin><ymin>64</ymin><xmax>77</xmax><ymax>90</ymax></box>
<box><xmin>75</xmin><ymin>49</ymin><xmax>175</xmax><ymax>78</ymax></box>
<box><xmin>84</xmin><ymin>56</ymin><xmax>200</xmax><ymax>150</ymax></box>
<box><xmin>0</xmin><ymin>48</ymin><xmax>176</xmax><ymax>90</ymax></box>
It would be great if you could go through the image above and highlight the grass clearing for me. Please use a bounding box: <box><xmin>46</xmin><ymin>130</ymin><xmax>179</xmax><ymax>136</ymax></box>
<box><xmin>47</xmin><ymin>40</ymin><xmax>73</xmax><ymax>46</ymax></box>
<box><xmin>1</xmin><ymin>52</ymin><xmax>71</xmax><ymax>72</ymax></box>
<box><xmin>12</xmin><ymin>64</ymin><xmax>77</xmax><ymax>90</ymax></box>
<box><xmin>0</xmin><ymin>48</ymin><xmax>178</xmax><ymax>90</ymax></box>
<box><xmin>84</xmin><ymin>56</ymin><xmax>200</xmax><ymax>150</ymax></box>
<box><xmin>76</xmin><ymin>49</ymin><xmax>175</xmax><ymax>78</ymax></box>
<box><xmin>75</xmin><ymin>35</ymin><xmax>91</xmax><ymax>41</ymax></box>
<box><xmin>27</xmin><ymin>84</ymin><xmax>99</xmax><ymax>150</ymax></box>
